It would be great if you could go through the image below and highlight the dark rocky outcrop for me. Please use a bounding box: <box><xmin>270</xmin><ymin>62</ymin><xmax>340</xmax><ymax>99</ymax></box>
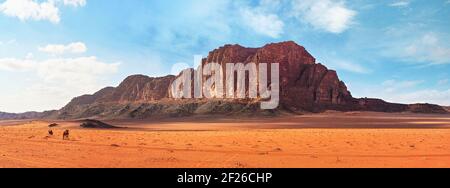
<box><xmin>48</xmin><ymin>123</ymin><xmax>59</xmax><ymax>127</ymax></box>
<box><xmin>79</xmin><ymin>119</ymin><xmax>118</xmax><ymax>129</ymax></box>
<box><xmin>407</xmin><ymin>103</ymin><xmax>448</xmax><ymax>114</ymax></box>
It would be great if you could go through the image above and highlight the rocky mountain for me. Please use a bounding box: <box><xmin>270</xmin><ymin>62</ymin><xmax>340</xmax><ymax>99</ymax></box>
<box><xmin>30</xmin><ymin>41</ymin><xmax>450</xmax><ymax>120</ymax></box>
<box><xmin>65</xmin><ymin>75</ymin><xmax>175</xmax><ymax>107</ymax></box>
<box><xmin>171</xmin><ymin>41</ymin><xmax>353</xmax><ymax>112</ymax></box>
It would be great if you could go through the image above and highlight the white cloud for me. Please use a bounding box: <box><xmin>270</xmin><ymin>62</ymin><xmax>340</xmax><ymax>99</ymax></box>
<box><xmin>0</xmin><ymin>55</ymin><xmax>119</xmax><ymax>111</ymax></box>
<box><xmin>0</xmin><ymin>58</ymin><xmax>35</xmax><ymax>72</ymax></box>
<box><xmin>324</xmin><ymin>59</ymin><xmax>369</xmax><ymax>74</ymax></box>
<box><xmin>241</xmin><ymin>8</ymin><xmax>284</xmax><ymax>38</ymax></box>
<box><xmin>0</xmin><ymin>0</ymin><xmax>86</xmax><ymax>23</ymax></box>
<box><xmin>38</xmin><ymin>42</ymin><xmax>87</xmax><ymax>55</ymax></box>
<box><xmin>389</xmin><ymin>0</ymin><xmax>410</xmax><ymax>7</ymax></box>
<box><xmin>35</xmin><ymin>56</ymin><xmax>119</xmax><ymax>81</ymax></box>
<box><xmin>239</xmin><ymin>0</ymin><xmax>284</xmax><ymax>38</ymax></box>
<box><xmin>0</xmin><ymin>0</ymin><xmax>60</xmax><ymax>23</ymax></box>
<box><xmin>62</xmin><ymin>0</ymin><xmax>86</xmax><ymax>7</ymax></box>
<box><xmin>291</xmin><ymin>0</ymin><xmax>356</xmax><ymax>33</ymax></box>
<box><xmin>382</xmin><ymin>79</ymin><xmax>424</xmax><ymax>92</ymax></box>
<box><xmin>380</xmin><ymin>26</ymin><xmax>450</xmax><ymax>65</ymax></box>
<box><xmin>0</xmin><ymin>56</ymin><xmax>119</xmax><ymax>77</ymax></box>
<box><xmin>0</xmin><ymin>39</ymin><xmax>17</xmax><ymax>47</ymax></box>
<box><xmin>402</xmin><ymin>33</ymin><xmax>450</xmax><ymax>64</ymax></box>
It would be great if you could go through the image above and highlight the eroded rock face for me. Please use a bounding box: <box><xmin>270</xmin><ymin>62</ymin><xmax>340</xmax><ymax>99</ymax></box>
<box><xmin>65</xmin><ymin>87</ymin><xmax>115</xmax><ymax>107</ymax></box>
<box><xmin>198</xmin><ymin>41</ymin><xmax>353</xmax><ymax>112</ymax></box>
<box><xmin>66</xmin><ymin>75</ymin><xmax>175</xmax><ymax>107</ymax></box>
<box><xmin>56</xmin><ymin>75</ymin><xmax>176</xmax><ymax>119</ymax></box>
<box><xmin>100</xmin><ymin>75</ymin><xmax>175</xmax><ymax>103</ymax></box>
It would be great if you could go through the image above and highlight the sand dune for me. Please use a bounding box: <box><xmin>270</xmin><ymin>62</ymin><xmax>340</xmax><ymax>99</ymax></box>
<box><xmin>0</xmin><ymin>112</ymin><xmax>449</xmax><ymax>168</ymax></box>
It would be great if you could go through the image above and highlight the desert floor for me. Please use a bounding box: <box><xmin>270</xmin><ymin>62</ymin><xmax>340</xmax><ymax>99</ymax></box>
<box><xmin>0</xmin><ymin>112</ymin><xmax>449</xmax><ymax>168</ymax></box>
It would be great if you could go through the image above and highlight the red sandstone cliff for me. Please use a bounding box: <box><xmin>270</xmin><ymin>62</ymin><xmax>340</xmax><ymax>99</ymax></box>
<box><xmin>197</xmin><ymin>41</ymin><xmax>353</xmax><ymax>112</ymax></box>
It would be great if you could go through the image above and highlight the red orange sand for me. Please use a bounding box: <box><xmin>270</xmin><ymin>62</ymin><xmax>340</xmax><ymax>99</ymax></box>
<box><xmin>0</xmin><ymin>112</ymin><xmax>449</xmax><ymax>168</ymax></box>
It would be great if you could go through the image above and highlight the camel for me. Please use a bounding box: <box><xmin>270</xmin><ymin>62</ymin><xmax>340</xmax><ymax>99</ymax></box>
<box><xmin>48</xmin><ymin>130</ymin><xmax>53</xmax><ymax>136</ymax></box>
<box><xmin>63</xmin><ymin>130</ymin><xmax>70</xmax><ymax>140</ymax></box>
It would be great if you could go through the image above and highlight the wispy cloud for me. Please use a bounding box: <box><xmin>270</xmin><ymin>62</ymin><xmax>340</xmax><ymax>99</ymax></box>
<box><xmin>323</xmin><ymin>59</ymin><xmax>369</xmax><ymax>74</ymax></box>
<box><xmin>240</xmin><ymin>2</ymin><xmax>284</xmax><ymax>38</ymax></box>
<box><xmin>0</xmin><ymin>39</ymin><xmax>16</xmax><ymax>45</ymax></box>
<box><xmin>402</xmin><ymin>33</ymin><xmax>450</xmax><ymax>65</ymax></box>
<box><xmin>389</xmin><ymin>0</ymin><xmax>411</xmax><ymax>7</ymax></box>
<box><xmin>291</xmin><ymin>0</ymin><xmax>356</xmax><ymax>34</ymax></box>
<box><xmin>380</xmin><ymin>26</ymin><xmax>450</xmax><ymax>65</ymax></box>
<box><xmin>0</xmin><ymin>58</ymin><xmax>35</xmax><ymax>72</ymax></box>
<box><xmin>382</xmin><ymin>79</ymin><xmax>424</xmax><ymax>92</ymax></box>
<box><xmin>438</xmin><ymin>79</ymin><xmax>448</xmax><ymax>85</ymax></box>
<box><xmin>62</xmin><ymin>0</ymin><xmax>86</xmax><ymax>7</ymax></box>
<box><xmin>38</xmin><ymin>42</ymin><xmax>87</xmax><ymax>55</ymax></box>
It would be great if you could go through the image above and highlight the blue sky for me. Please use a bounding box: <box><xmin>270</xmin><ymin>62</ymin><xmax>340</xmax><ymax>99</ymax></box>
<box><xmin>0</xmin><ymin>0</ymin><xmax>449</xmax><ymax>112</ymax></box>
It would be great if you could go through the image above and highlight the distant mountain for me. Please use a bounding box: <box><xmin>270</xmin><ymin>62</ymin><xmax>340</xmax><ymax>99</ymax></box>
<box><xmin>0</xmin><ymin>111</ymin><xmax>55</xmax><ymax>120</ymax></box>
<box><xmin>4</xmin><ymin>41</ymin><xmax>447</xmax><ymax>120</ymax></box>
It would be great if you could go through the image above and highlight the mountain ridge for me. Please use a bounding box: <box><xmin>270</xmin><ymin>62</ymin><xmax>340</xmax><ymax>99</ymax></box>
<box><xmin>1</xmin><ymin>41</ymin><xmax>448</xmax><ymax>120</ymax></box>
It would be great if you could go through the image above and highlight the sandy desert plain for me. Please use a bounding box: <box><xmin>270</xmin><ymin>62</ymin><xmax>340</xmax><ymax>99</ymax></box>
<box><xmin>0</xmin><ymin>111</ymin><xmax>449</xmax><ymax>168</ymax></box>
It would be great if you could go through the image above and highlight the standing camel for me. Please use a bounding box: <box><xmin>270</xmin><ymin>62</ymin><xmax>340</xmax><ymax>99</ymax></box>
<box><xmin>63</xmin><ymin>130</ymin><xmax>70</xmax><ymax>140</ymax></box>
